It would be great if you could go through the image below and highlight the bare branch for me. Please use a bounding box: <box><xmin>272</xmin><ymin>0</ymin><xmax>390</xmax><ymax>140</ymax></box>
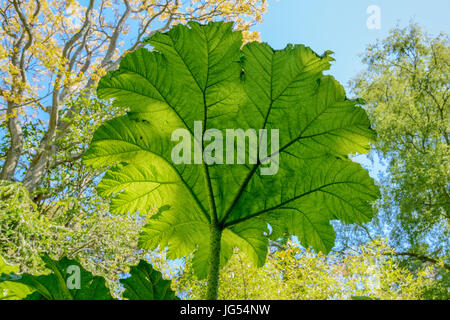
<box><xmin>100</xmin><ymin>0</ymin><xmax>131</xmax><ymax>69</ymax></box>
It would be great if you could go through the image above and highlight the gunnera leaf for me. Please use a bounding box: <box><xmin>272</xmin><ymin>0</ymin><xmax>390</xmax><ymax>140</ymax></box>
<box><xmin>0</xmin><ymin>255</ymin><xmax>113</xmax><ymax>300</ymax></box>
<box><xmin>0</xmin><ymin>256</ymin><xmax>33</xmax><ymax>300</ymax></box>
<box><xmin>120</xmin><ymin>260</ymin><xmax>179</xmax><ymax>300</ymax></box>
<box><xmin>83</xmin><ymin>21</ymin><xmax>379</xmax><ymax>279</ymax></box>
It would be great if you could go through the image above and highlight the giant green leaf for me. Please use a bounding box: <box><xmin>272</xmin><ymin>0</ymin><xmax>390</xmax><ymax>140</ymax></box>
<box><xmin>0</xmin><ymin>256</ymin><xmax>33</xmax><ymax>300</ymax></box>
<box><xmin>84</xmin><ymin>22</ymin><xmax>379</xmax><ymax>279</ymax></box>
<box><xmin>0</xmin><ymin>255</ymin><xmax>113</xmax><ymax>300</ymax></box>
<box><xmin>120</xmin><ymin>260</ymin><xmax>179</xmax><ymax>300</ymax></box>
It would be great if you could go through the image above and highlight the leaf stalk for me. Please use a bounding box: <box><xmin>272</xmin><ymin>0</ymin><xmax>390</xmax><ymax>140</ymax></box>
<box><xmin>206</xmin><ymin>224</ymin><xmax>222</xmax><ymax>300</ymax></box>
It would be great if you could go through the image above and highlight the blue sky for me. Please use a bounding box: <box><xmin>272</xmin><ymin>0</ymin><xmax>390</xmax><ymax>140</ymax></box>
<box><xmin>256</xmin><ymin>0</ymin><xmax>450</xmax><ymax>86</ymax></box>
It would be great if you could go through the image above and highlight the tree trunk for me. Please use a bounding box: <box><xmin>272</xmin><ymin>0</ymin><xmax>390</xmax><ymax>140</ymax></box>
<box><xmin>22</xmin><ymin>131</ymin><xmax>58</xmax><ymax>193</ymax></box>
<box><xmin>0</xmin><ymin>107</ymin><xmax>24</xmax><ymax>181</ymax></box>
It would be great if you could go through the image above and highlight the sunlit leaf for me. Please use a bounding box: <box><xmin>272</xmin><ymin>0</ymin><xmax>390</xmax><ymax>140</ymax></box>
<box><xmin>84</xmin><ymin>21</ymin><xmax>379</xmax><ymax>279</ymax></box>
<box><xmin>0</xmin><ymin>255</ymin><xmax>113</xmax><ymax>300</ymax></box>
<box><xmin>120</xmin><ymin>260</ymin><xmax>178</xmax><ymax>300</ymax></box>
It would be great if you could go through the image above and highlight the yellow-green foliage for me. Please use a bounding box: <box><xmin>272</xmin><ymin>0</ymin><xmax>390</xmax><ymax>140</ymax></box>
<box><xmin>176</xmin><ymin>240</ymin><xmax>435</xmax><ymax>300</ymax></box>
<box><xmin>0</xmin><ymin>180</ymin><xmax>47</xmax><ymax>272</ymax></box>
<box><xmin>0</xmin><ymin>180</ymin><xmax>154</xmax><ymax>292</ymax></box>
<box><xmin>351</xmin><ymin>23</ymin><xmax>449</xmax><ymax>251</ymax></box>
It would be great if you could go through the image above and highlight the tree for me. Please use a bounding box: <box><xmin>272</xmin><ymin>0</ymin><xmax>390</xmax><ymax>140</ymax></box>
<box><xmin>350</xmin><ymin>24</ymin><xmax>449</xmax><ymax>263</ymax></box>
<box><xmin>0</xmin><ymin>0</ymin><xmax>268</xmax><ymax>194</ymax></box>
<box><xmin>0</xmin><ymin>0</ymin><xmax>268</xmax><ymax>288</ymax></box>
<box><xmin>175</xmin><ymin>240</ymin><xmax>436</xmax><ymax>300</ymax></box>
<box><xmin>0</xmin><ymin>179</ymin><xmax>157</xmax><ymax>292</ymax></box>
<box><xmin>84</xmin><ymin>21</ymin><xmax>379</xmax><ymax>299</ymax></box>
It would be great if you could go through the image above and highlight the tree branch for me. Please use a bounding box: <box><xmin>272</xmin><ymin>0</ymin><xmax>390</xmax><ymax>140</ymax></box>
<box><xmin>386</xmin><ymin>252</ymin><xmax>450</xmax><ymax>271</ymax></box>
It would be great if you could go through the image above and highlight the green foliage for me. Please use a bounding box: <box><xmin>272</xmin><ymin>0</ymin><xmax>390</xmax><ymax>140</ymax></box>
<box><xmin>84</xmin><ymin>21</ymin><xmax>379</xmax><ymax>298</ymax></box>
<box><xmin>0</xmin><ymin>180</ymin><xmax>49</xmax><ymax>271</ymax></box>
<box><xmin>351</xmin><ymin>23</ymin><xmax>449</xmax><ymax>253</ymax></box>
<box><xmin>0</xmin><ymin>179</ymin><xmax>153</xmax><ymax>293</ymax></box>
<box><xmin>420</xmin><ymin>268</ymin><xmax>450</xmax><ymax>300</ymax></box>
<box><xmin>0</xmin><ymin>255</ymin><xmax>113</xmax><ymax>300</ymax></box>
<box><xmin>0</xmin><ymin>95</ymin><xmax>162</xmax><ymax>293</ymax></box>
<box><xmin>0</xmin><ymin>256</ymin><xmax>178</xmax><ymax>300</ymax></box>
<box><xmin>0</xmin><ymin>255</ymin><xmax>33</xmax><ymax>300</ymax></box>
<box><xmin>175</xmin><ymin>240</ymin><xmax>436</xmax><ymax>300</ymax></box>
<box><xmin>121</xmin><ymin>260</ymin><xmax>179</xmax><ymax>300</ymax></box>
<box><xmin>351</xmin><ymin>296</ymin><xmax>380</xmax><ymax>300</ymax></box>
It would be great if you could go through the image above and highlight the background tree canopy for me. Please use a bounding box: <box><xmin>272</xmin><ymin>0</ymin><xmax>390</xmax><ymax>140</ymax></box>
<box><xmin>351</xmin><ymin>23</ymin><xmax>449</xmax><ymax>268</ymax></box>
<box><xmin>347</xmin><ymin>23</ymin><xmax>449</xmax><ymax>299</ymax></box>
